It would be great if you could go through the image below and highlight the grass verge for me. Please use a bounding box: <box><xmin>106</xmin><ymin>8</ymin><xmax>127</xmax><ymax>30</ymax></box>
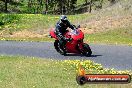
<box><xmin>85</xmin><ymin>27</ymin><xmax>132</xmax><ymax>45</ymax></box>
<box><xmin>0</xmin><ymin>55</ymin><xmax>131</xmax><ymax>88</ymax></box>
<box><xmin>1</xmin><ymin>27</ymin><xmax>131</xmax><ymax>46</ymax></box>
<box><xmin>0</xmin><ymin>14</ymin><xmax>92</xmax><ymax>31</ymax></box>
<box><xmin>0</xmin><ymin>37</ymin><xmax>54</xmax><ymax>42</ymax></box>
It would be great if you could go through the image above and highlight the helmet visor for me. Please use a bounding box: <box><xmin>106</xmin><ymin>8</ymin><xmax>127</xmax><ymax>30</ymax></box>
<box><xmin>61</xmin><ymin>19</ymin><xmax>68</xmax><ymax>23</ymax></box>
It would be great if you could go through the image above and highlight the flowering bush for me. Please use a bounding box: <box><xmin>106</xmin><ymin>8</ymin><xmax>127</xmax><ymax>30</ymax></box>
<box><xmin>61</xmin><ymin>60</ymin><xmax>131</xmax><ymax>75</ymax></box>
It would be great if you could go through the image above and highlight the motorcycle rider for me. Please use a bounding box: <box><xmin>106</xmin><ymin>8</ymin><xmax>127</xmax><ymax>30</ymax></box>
<box><xmin>55</xmin><ymin>15</ymin><xmax>75</xmax><ymax>45</ymax></box>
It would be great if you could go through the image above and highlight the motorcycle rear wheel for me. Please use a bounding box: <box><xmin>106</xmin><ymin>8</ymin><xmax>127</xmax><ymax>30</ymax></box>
<box><xmin>54</xmin><ymin>40</ymin><xmax>66</xmax><ymax>55</ymax></box>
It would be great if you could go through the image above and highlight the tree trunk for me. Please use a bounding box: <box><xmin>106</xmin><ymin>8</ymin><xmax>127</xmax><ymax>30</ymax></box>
<box><xmin>109</xmin><ymin>0</ymin><xmax>116</xmax><ymax>6</ymax></box>
<box><xmin>45</xmin><ymin>0</ymin><xmax>48</xmax><ymax>14</ymax></box>
<box><xmin>98</xmin><ymin>0</ymin><xmax>103</xmax><ymax>9</ymax></box>
<box><xmin>89</xmin><ymin>0</ymin><xmax>92</xmax><ymax>13</ymax></box>
<box><xmin>85</xmin><ymin>0</ymin><xmax>88</xmax><ymax>4</ymax></box>
<box><xmin>5</xmin><ymin>0</ymin><xmax>8</xmax><ymax>12</ymax></box>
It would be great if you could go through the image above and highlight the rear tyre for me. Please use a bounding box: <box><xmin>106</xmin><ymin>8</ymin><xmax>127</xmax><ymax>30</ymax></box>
<box><xmin>82</xmin><ymin>43</ymin><xmax>92</xmax><ymax>57</ymax></box>
<box><xmin>54</xmin><ymin>40</ymin><xmax>66</xmax><ymax>55</ymax></box>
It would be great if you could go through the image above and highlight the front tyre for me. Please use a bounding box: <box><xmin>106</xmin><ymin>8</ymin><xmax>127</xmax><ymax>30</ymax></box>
<box><xmin>54</xmin><ymin>40</ymin><xmax>66</xmax><ymax>55</ymax></box>
<box><xmin>82</xmin><ymin>43</ymin><xmax>92</xmax><ymax>57</ymax></box>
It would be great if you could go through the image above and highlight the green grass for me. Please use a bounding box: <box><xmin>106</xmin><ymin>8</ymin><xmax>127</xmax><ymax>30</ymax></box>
<box><xmin>0</xmin><ymin>55</ymin><xmax>131</xmax><ymax>88</ymax></box>
<box><xmin>85</xmin><ymin>28</ymin><xmax>132</xmax><ymax>45</ymax></box>
<box><xmin>0</xmin><ymin>14</ymin><xmax>92</xmax><ymax>31</ymax></box>
<box><xmin>0</xmin><ymin>36</ymin><xmax>54</xmax><ymax>42</ymax></box>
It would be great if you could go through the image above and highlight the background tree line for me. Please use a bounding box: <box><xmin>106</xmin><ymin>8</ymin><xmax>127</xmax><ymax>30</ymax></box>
<box><xmin>0</xmin><ymin>0</ymin><xmax>117</xmax><ymax>14</ymax></box>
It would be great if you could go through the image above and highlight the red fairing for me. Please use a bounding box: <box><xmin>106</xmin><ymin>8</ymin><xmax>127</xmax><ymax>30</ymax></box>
<box><xmin>65</xmin><ymin>40</ymin><xmax>80</xmax><ymax>53</ymax></box>
<box><xmin>70</xmin><ymin>29</ymin><xmax>84</xmax><ymax>40</ymax></box>
<box><xmin>49</xmin><ymin>28</ymin><xmax>57</xmax><ymax>39</ymax></box>
<box><xmin>63</xmin><ymin>28</ymin><xmax>84</xmax><ymax>53</ymax></box>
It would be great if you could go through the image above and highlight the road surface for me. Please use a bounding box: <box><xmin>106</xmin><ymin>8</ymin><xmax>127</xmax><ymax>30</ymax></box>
<box><xmin>0</xmin><ymin>41</ymin><xmax>131</xmax><ymax>70</ymax></box>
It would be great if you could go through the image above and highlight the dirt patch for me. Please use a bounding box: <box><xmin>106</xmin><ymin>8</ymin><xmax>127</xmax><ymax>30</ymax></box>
<box><xmin>80</xmin><ymin>28</ymin><xmax>95</xmax><ymax>34</ymax></box>
<box><xmin>9</xmin><ymin>30</ymin><xmax>49</xmax><ymax>38</ymax></box>
<box><xmin>81</xmin><ymin>15</ymin><xmax>132</xmax><ymax>34</ymax></box>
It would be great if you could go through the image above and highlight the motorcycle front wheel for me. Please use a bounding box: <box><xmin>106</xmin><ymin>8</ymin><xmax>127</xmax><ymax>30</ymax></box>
<box><xmin>81</xmin><ymin>43</ymin><xmax>92</xmax><ymax>57</ymax></box>
<box><xmin>54</xmin><ymin>40</ymin><xmax>66</xmax><ymax>55</ymax></box>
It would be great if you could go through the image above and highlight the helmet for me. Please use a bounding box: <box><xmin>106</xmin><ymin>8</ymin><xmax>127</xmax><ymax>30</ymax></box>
<box><xmin>60</xmin><ymin>15</ymin><xmax>68</xmax><ymax>23</ymax></box>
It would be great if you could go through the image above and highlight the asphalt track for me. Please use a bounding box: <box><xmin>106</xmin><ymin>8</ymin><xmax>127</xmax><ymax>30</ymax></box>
<box><xmin>0</xmin><ymin>41</ymin><xmax>132</xmax><ymax>70</ymax></box>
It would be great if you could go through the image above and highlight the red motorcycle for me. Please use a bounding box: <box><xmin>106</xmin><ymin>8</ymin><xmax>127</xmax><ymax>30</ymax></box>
<box><xmin>49</xmin><ymin>25</ymin><xmax>92</xmax><ymax>56</ymax></box>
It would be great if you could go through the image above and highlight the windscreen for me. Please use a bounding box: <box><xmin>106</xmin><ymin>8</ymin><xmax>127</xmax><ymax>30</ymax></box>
<box><xmin>70</xmin><ymin>29</ymin><xmax>79</xmax><ymax>35</ymax></box>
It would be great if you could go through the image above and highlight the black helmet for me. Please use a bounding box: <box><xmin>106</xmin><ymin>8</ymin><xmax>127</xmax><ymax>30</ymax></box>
<box><xmin>60</xmin><ymin>15</ymin><xmax>68</xmax><ymax>23</ymax></box>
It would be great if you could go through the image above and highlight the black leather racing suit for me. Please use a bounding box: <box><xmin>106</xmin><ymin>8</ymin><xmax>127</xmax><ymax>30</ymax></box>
<box><xmin>55</xmin><ymin>20</ymin><xmax>75</xmax><ymax>44</ymax></box>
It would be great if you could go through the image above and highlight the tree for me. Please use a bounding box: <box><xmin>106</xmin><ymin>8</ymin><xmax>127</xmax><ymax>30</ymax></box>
<box><xmin>45</xmin><ymin>0</ymin><xmax>48</xmax><ymax>14</ymax></box>
<box><xmin>27</xmin><ymin>0</ymin><xmax>44</xmax><ymax>14</ymax></box>
<box><xmin>1</xmin><ymin>0</ymin><xmax>22</xmax><ymax>13</ymax></box>
<box><xmin>70</xmin><ymin>0</ymin><xmax>77</xmax><ymax>13</ymax></box>
<box><xmin>1</xmin><ymin>0</ymin><xmax>10</xmax><ymax>12</ymax></box>
<box><xmin>108</xmin><ymin>0</ymin><xmax>116</xmax><ymax>6</ymax></box>
<box><xmin>88</xmin><ymin>0</ymin><xmax>104</xmax><ymax>13</ymax></box>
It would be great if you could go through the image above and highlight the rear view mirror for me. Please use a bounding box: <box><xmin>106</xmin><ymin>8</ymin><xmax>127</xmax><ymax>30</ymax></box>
<box><xmin>73</xmin><ymin>25</ymin><xmax>76</xmax><ymax>28</ymax></box>
<box><xmin>77</xmin><ymin>25</ymin><xmax>80</xmax><ymax>28</ymax></box>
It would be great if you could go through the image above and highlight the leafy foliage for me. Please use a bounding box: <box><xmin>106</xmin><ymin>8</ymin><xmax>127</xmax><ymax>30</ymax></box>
<box><xmin>0</xmin><ymin>0</ymin><xmax>118</xmax><ymax>14</ymax></box>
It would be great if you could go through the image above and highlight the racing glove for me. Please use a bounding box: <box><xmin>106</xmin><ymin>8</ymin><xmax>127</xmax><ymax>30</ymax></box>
<box><xmin>73</xmin><ymin>27</ymin><xmax>76</xmax><ymax>30</ymax></box>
